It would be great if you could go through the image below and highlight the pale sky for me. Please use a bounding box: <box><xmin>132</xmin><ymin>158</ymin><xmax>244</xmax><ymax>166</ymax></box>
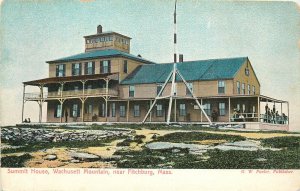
<box><xmin>0</xmin><ymin>0</ymin><xmax>299</xmax><ymax>131</ymax></box>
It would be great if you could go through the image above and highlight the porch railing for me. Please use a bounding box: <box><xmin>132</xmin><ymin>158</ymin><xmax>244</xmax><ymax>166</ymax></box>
<box><xmin>259</xmin><ymin>114</ymin><xmax>288</xmax><ymax>124</ymax></box>
<box><xmin>230</xmin><ymin>112</ymin><xmax>259</xmax><ymax>122</ymax></box>
<box><xmin>24</xmin><ymin>88</ymin><xmax>118</xmax><ymax>100</ymax></box>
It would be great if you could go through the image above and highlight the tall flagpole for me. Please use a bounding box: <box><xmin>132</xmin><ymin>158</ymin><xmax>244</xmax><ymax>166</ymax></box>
<box><xmin>166</xmin><ymin>0</ymin><xmax>178</xmax><ymax>124</ymax></box>
<box><xmin>142</xmin><ymin>0</ymin><xmax>212</xmax><ymax>125</ymax></box>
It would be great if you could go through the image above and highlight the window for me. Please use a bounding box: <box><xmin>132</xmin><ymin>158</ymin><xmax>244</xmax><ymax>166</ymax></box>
<box><xmin>179</xmin><ymin>104</ymin><xmax>186</xmax><ymax>116</ymax></box>
<box><xmin>99</xmin><ymin>103</ymin><xmax>105</xmax><ymax>117</ymax></box>
<box><xmin>129</xmin><ymin>85</ymin><xmax>135</xmax><ymax>97</ymax></box>
<box><xmin>86</xmin><ymin>104</ymin><xmax>92</xmax><ymax>114</ymax></box>
<box><xmin>245</xmin><ymin>68</ymin><xmax>250</xmax><ymax>76</ymax></box>
<box><xmin>87</xmin><ymin>84</ymin><xmax>92</xmax><ymax>90</ymax></box>
<box><xmin>56</xmin><ymin>64</ymin><xmax>65</xmax><ymax>77</ymax></box>
<box><xmin>109</xmin><ymin>36</ymin><xmax>113</xmax><ymax>41</ymax></box>
<box><xmin>219</xmin><ymin>103</ymin><xmax>225</xmax><ymax>116</ymax></box>
<box><xmin>120</xmin><ymin>105</ymin><xmax>126</xmax><ymax>117</ymax></box>
<box><xmin>242</xmin><ymin>83</ymin><xmax>245</xmax><ymax>94</ymax></box>
<box><xmin>237</xmin><ymin>81</ymin><xmax>240</xmax><ymax>94</ymax></box>
<box><xmin>123</xmin><ymin>60</ymin><xmax>128</xmax><ymax>73</ymax></box>
<box><xmin>203</xmin><ymin>103</ymin><xmax>211</xmax><ymax>116</ymax></box>
<box><xmin>156</xmin><ymin>104</ymin><xmax>163</xmax><ymax>117</ymax></box>
<box><xmin>247</xmin><ymin>84</ymin><xmax>251</xmax><ymax>95</ymax></box>
<box><xmin>72</xmin><ymin>104</ymin><xmax>79</xmax><ymax>117</ymax></box>
<box><xmin>186</xmin><ymin>82</ymin><xmax>193</xmax><ymax>95</ymax></box>
<box><xmin>55</xmin><ymin>104</ymin><xmax>62</xmax><ymax>118</ymax></box>
<box><xmin>252</xmin><ymin>106</ymin><xmax>256</xmax><ymax>113</ymax></box>
<box><xmin>72</xmin><ymin>63</ymin><xmax>81</xmax><ymax>76</ymax></box>
<box><xmin>157</xmin><ymin>84</ymin><xmax>163</xmax><ymax>95</ymax></box>
<box><xmin>85</xmin><ymin>62</ymin><xmax>95</xmax><ymax>75</ymax></box>
<box><xmin>218</xmin><ymin>81</ymin><xmax>225</xmax><ymax>94</ymax></box>
<box><xmin>111</xmin><ymin>103</ymin><xmax>116</xmax><ymax>117</ymax></box>
<box><xmin>252</xmin><ymin>86</ymin><xmax>256</xmax><ymax>95</ymax></box>
<box><xmin>133</xmin><ymin>105</ymin><xmax>140</xmax><ymax>117</ymax></box>
<box><xmin>100</xmin><ymin>60</ymin><xmax>111</xmax><ymax>73</ymax></box>
<box><xmin>74</xmin><ymin>86</ymin><xmax>79</xmax><ymax>92</ymax></box>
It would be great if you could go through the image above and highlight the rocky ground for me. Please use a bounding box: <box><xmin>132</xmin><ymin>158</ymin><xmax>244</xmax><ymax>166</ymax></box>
<box><xmin>1</xmin><ymin>125</ymin><xmax>300</xmax><ymax>168</ymax></box>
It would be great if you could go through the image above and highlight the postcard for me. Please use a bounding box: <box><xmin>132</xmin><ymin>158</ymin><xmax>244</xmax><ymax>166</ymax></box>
<box><xmin>1</xmin><ymin>0</ymin><xmax>299</xmax><ymax>191</ymax></box>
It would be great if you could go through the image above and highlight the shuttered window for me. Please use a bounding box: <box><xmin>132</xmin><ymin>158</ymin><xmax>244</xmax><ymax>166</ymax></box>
<box><xmin>120</xmin><ymin>105</ymin><xmax>126</xmax><ymax>117</ymax></box>
<box><xmin>72</xmin><ymin>63</ymin><xmax>82</xmax><ymax>76</ymax></box>
<box><xmin>100</xmin><ymin>60</ymin><xmax>111</xmax><ymax>73</ymax></box>
<box><xmin>56</xmin><ymin>64</ymin><xmax>65</xmax><ymax>77</ymax></box>
<box><xmin>84</xmin><ymin>61</ymin><xmax>95</xmax><ymax>75</ymax></box>
<box><xmin>133</xmin><ymin>105</ymin><xmax>140</xmax><ymax>117</ymax></box>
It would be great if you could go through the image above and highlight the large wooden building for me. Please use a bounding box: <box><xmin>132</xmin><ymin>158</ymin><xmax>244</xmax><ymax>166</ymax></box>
<box><xmin>22</xmin><ymin>26</ymin><xmax>289</xmax><ymax>130</ymax></box>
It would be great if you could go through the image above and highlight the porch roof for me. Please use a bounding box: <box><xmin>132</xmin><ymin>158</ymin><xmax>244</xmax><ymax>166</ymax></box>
<box><xmin>23</xmin><ymin>73</ymin><xmax>118</xmax><ymax>86</ymax></box>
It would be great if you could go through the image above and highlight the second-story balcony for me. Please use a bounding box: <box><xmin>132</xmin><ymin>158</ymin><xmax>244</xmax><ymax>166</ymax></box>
<box><xmin>24</xmin><ymin>87</ymin><xmax>118</xmax><ymax>101</ymax></box>
<box><xmin>23</xmin><ymin>73</ymin><xmax>119</xmax><ymax>101</ymax></box>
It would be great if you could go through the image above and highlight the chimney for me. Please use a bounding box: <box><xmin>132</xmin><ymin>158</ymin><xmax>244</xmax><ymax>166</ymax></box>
<box><xmin>179</xmin><ymin>54</ymin><xmax>183</xmax><ymax>62</ymax></box>
<box><xmin>97</xmin><ymin>25</ymin><xmax>103</xmax><ymax>34</ymax></box>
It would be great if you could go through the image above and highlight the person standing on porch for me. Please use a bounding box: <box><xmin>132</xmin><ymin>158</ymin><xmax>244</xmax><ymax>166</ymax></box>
<box><xmin>65</xmin><ymin>110</ymin><xmax>68</xmax><ymax>123</ymax></box>
<box><xmin>265</xmin><ymin>103</ymin><xmax>269</xmax><ymax>114</ymax></box>
<box><xmin>273</xmin><ymin>104</ymin><xmax>276</xmax><ymax>113</ymax></box>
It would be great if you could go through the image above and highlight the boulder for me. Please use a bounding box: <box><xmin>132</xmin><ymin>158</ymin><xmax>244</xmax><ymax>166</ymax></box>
<box><xmin>70</xmin><ymin>152</ymin><xmax>100</xmax><ymax>161</ymax></box>
<box><xmin>45</xmin><ymin>154</ymin><xmax>57</xmax><ymax>160</ymax></box>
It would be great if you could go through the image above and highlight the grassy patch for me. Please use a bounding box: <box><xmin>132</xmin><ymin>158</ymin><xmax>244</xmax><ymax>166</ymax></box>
<box><xmin>1</xmin><ymin>154</ymin><xmax>32</xmax><ymax>168</ymax></box>
<box><xmin>115</xmin><ymin>147</ymin><xmax>300</xmax><ymax>169</ymax></box>
<box><xmin>155</xmin><ymin>132</ymin><xmax>245</xmax><ymax>143</ymax></box>
<box><xmin>116</xmin><ymin>135</ymin><xmax>146</xmax><ymax>146</ymax></box>
<box><xmin>261</xmin><ymin>136</ymin><xmax>300</xmax><ymax>149</ymax></box>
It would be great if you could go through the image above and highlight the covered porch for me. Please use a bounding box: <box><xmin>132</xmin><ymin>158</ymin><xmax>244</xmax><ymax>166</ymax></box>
<box><xmin>22</xmin><ymin>73</ymin><xmax>119</xmax><ymax>123</ymax></box>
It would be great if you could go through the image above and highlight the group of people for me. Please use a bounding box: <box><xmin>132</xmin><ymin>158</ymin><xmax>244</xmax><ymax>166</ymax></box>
<box><xmin>264</xmin><ymin>104</ymin><xmax>287</xmax><ymax>124</ymax></box>
<box><xmin>232</xmin><ymin>109</ymin><xmax>246</xmax><ymax>122</ymax></box>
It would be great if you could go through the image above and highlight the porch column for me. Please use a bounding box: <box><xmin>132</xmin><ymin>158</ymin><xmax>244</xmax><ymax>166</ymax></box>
<box><xmin>257</xmin><ymin>96</ymin><xmax>260</xmax><ymax>122</ymax></box>
<box><xmin>149</xmin><ymin>100</ymin><xmax>152</xmax><ymax>122</ymax></box>
<box><xmin>105</xmin><ymin>79</ymin><xmax>109</xmax><ymax>95</ymax></box>
<box><xmin>60</xmin><ymin>82</ymin><xmax>64</xmax><ymax>98</ymax></box>
<box><xmin>174</xmin><ymin>98</ymin><xmax>177</xmax><ymax>122</ymax></box>
<box><xmin>38</xmin><ymin>84</ymin><xmax>44</xmax><ymax>123</ymax></box>
<box><xmin>22</xmin><ymin>84</ymin><xmax>26</xmax><ymax>123</ymax></box>
<box><xmin>287</xmin><ymin>102</ymin><xmax>289</xmax><ymax>124</ymax></box>
<box><xmin>228</xmin><ymin>97</ymin><xmax>231</xmax><ymax>122</ymax></box>
<box><xmin>126</xmin><ymin>100</ymin><xmax>130</xmax><ymax>122</ymax></box>
<box><xmin>81</xmin><ymin>98</ymin><xmax>85</xmax><ymax>122</ymax></box>
<box><xmin>105</xmin><ymin>79</ymin><xmax>109</xmax><ymax>122</ymax></box>
<box><xmin>280</xmin><ymin>102</ymin><xmax>283</xmax><ymax>115</ymax></box>
<box><xmin>200</xmin><ymin>98</ymin><xmax>203</xmax><ymax>122</ymax></box>
<box><xmin>59</xmin><ymin>100</ymin><xmax>64</xmax><ymax>123</ymax></box>
<box><xmin>38</xmin><ymin>102</ymin><xmax>43</xmax><ymax>123</ymax></box>
<box><xmin>81</xmin><ymin>80</ymin><xmax>86</xmax><ymax>96</ymax></box>
<box><xmin>105</xmin><ymin>97</ymin><xmax>108</xmax><ymax>122</ymax></box>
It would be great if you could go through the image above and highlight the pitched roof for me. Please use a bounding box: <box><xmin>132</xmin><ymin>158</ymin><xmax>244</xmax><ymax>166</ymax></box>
<box><xmin>46</xmin><ymin>49</ymin><xmax>155</xmax><ymax>64</ymax></box>
<box><xmin>121</xmin><ymin>57</ymin><xmax>248</xmax><ymax>85</ymax></box>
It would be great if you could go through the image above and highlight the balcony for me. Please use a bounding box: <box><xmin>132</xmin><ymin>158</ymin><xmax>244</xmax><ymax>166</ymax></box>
<box><xmin>24</xmin><ymin>88</ymin><xmax>118</xmax><ymax>100</ymax></box>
